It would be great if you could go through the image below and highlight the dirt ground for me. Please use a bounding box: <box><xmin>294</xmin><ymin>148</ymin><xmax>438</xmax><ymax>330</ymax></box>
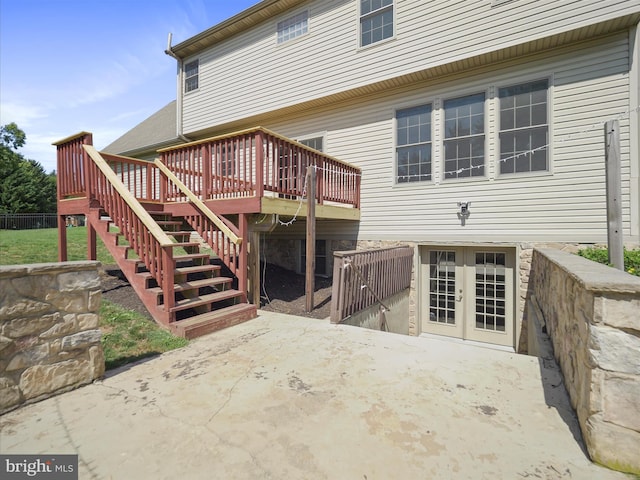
<box><xmin>99</xmin><ymin>262</ymin><xmax>334</xmax><ymax>322</ymax></box>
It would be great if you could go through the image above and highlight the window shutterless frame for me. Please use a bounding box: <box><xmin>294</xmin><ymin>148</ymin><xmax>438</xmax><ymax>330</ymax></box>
<box><xmin>497</xmin><ymin>79</ymin><xmax>550</xmax><ymax>175</ymax></box>
<box><xmin>442</xmin><ymin>92</ymin><xmax>487</xmax><ymax>180</ymax></box>
<box><xmin>184</xmin><ymin>59</ymin><xmax>199</xmax><ymax>93</ymax></box>
<box><xmin>277</xmin><ymin>10</ymin><xmax>309</xmax><ymax>44</ymax></box>
<box><xmin>359</xmin><ymin>0</ymin><xmax>395</xmax><ymax>48</ymax></box>
<box><xmin>395</xmin><ymin>104</ymin><xmax>433</xmax><ymax>183</ymax></box>
<box><xmin>297</xmin><ymin>134</ymin><xmax>325</xmax><ymax>152</ymax></box>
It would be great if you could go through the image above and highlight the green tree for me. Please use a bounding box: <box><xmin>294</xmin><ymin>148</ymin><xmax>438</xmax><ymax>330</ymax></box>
<box><xmin>0</xmin><ymin>123</ymin><xmax>57</xmax><ymax>213</ymax></box>
<box><xmin>0</xmin><ymin>123</ymin><xmax>26</xmax><ymax>150</ymax></box>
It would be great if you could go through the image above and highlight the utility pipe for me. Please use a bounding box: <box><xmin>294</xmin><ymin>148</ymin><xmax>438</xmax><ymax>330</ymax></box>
<box><xmin>165</xmin><ymin>33</ymin><xmax>192</xmax><ymax>143</ymax></box>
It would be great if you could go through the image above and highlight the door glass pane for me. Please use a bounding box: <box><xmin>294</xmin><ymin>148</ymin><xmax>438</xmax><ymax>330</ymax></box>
<box><xmin>474</xmin><ymin>252</ymin><xmax>506</xmax><ymax>332</ymax></box>
<box><xmin>429</xmin><ymin>251</ymin><xmax>456</xmax><ymax>325</ymax></box>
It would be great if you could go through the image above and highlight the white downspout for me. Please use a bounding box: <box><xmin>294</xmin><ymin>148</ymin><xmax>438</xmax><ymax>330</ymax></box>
<box><xmin>165</xmin><ymin>33</ymin><xmax>192</xmax><ymax>143</ymax></box>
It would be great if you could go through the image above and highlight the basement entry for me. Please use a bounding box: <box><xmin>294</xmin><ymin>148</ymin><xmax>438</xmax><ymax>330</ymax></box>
<box><xmin>420</xmin><ymin>246</ymin><xmax>515</xmax><ymax>348</ymax></box>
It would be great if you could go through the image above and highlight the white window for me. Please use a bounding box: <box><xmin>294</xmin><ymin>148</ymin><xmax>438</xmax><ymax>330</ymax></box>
<box><xmin>277</xmin><ymin>11</ymin><xmax>308</xmax><ymax>44</ymax></box>
<box><xmin>498</xmin><ymin>80</ymin><xmax>549</xmax><ymax>174</ymax></box>
<box><xmin>184</xmin><ymin>60</ymin><xmax>199</xmax><ymax>93</ymax></box>
<box><xmin>360</xmin><ymin>0</ymin><xmax>394</xmax><ymax>47</ymax></box>
<box><xmin>396</xmin><ymin>104</ymin><xmax>432</xmax><ymax>183</ymax></box>
<box><xmin>443</xmin><ymin>93</ymin><xmax>485</xmax><ymax>180</ymax></box>
<box><xmin>298</xmin><ymin>136</ymin><xmax>324</xmax><ymax>152</ymax></box>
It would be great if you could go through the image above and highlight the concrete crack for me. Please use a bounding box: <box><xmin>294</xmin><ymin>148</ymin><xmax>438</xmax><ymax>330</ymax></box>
<box><xmin>206</xmin><ymin>326</ymin><xmax>306</xmax><ymax>424</ymax></box>
<box><xmin>207</xmin><ymin>361</ymin><xmax>256</xmax><ymax>423</ymax></box>
<box><xmin>54</xmin><ymin>397</ymin><xmax>100</xmax><ymax>480</ymax></box>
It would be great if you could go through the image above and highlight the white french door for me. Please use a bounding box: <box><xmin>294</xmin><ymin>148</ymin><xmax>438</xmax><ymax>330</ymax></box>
<box><xmin>421</xmin><ymin>247</ymin><xmax>515</xmax><ymax>348</ymax></box>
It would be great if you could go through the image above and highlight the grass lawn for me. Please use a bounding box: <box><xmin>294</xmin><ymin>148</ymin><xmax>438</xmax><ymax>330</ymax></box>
<box><xmin>0</xmin><ymin>226</ymin><xmax>114</xmax><ymax>265</ymax></box>
<box><xmin>1</xmin><ymin>226</ymin><xmax>189</xmax><ymax>369</ymax></box>
<box><xmin>100</xmin><ymin>300</ymin><xmax>188</xmax><ymax>370</ymax></box>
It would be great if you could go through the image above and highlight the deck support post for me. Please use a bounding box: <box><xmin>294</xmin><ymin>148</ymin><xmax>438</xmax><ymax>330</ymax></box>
<box><xmin>58</xmin><ymin>215</ymin><xmax>68</xmax><ymax>262</ymax></box>
<box><xmin>87</xmin><ymin>222</ymin><xmax>97</xmax><ymax>261</ymax></box>
<box><xmin>306</xmin><ymin>167</ymin><xmax>316</xmax><ymax>313</ymax></box>
<box><xmin>248</xmin><ymin>230</ymin><xmax>261</xmax><ymax>306</ymax></box>
<box><xmin>238</xmin><ymin>213</ymin><xmax>249</xmax><ymax>297</ymax></box>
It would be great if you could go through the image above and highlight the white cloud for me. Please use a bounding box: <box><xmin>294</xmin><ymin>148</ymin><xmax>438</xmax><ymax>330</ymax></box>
<box><xmin>0</xmin><ymin>0</ymin><xmax>257</xmax><ymax>176</ymax></box>
<box><xmin>0</xmin><ymin>102</ymin><xmax>48</xmax><ymax>128</ymax></box>
<box><xmin>18</xmin><ymin>132</ymin><xmax>61</xmax><ymax>173</ymax></box>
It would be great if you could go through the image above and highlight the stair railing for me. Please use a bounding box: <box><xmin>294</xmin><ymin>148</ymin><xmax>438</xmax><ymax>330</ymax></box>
<box><xmin>83</xmin><ymin>145</ymin><xmax>176</xmax><ymax>314</ymax></box>
<box><xmin>154</xmin><ymin>159</ymin><xmax>247</xmax><ymax>292</ymax></box>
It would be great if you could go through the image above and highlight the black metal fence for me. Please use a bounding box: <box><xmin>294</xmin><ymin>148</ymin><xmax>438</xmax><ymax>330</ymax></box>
<box><xmin>0</xmin><ymin>214</ymin><xmax>59</xmax><ymax>230</ymax></box>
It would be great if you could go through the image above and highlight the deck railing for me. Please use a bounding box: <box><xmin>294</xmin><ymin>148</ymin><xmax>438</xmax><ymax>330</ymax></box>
<box><xmin>55</xmin><ymin>132</ymin><xmax>93</xmax><ymax>200</ymax></box>
<box><xmin>102</xmin><ymin>153</ymin><xmax>162</xmax><ymax>203</ymax></box>
<box><xmin>57</xmin><ymin>127</ymin><xmax>361</xmax><ymax>209</ymax></box>
<box><xmin>330</xmin><ymin>246</ymin><xmax>414</xmax><ymax>324</ymax></box>
<box><xmin>158</xmin><ymin>127</ymin><xmax>361</xmax><ymax>207</ymax></box>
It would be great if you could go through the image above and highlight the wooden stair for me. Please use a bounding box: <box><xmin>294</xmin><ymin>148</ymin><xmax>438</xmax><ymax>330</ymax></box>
<box><xmin>88</xmin><ymin>210</ymin><xmax>257</xmax><ymax>339</ymax></box>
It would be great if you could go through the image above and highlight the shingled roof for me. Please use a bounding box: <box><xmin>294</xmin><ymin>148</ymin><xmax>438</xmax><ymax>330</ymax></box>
<box><xmin>102</xmin><ymin>100</ymin><xmax>182</xmax><ymax>157</ymax></box>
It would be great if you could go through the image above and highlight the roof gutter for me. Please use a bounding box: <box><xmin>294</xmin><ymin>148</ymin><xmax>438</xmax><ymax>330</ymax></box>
<box><xmin>165</xmin><ymin>33</ymin><xmax>191</xmax><ymax>143</ymax></box>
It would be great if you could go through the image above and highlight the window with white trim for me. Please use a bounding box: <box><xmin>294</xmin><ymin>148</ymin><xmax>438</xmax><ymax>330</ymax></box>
<box><xmin>396</xmin><ymin>104</ymin><xmax>432</xmax><ymax>183</ymax></box>
<box><xmin>498</xmin><ymin>79</ymin><xmax>549</xmax><ymax>174</ymax></box>
<box><xmin>184</xmin><ymin>60</ymin><xmax>199</xmax><ymax>93</ymax></box>
<box><xmin>443</xmin><ymin>93</ymin><xmax>485</xmax><ymax>179</ymax></box>
<box><xmin>277</xmin><ymin>11</ymin><xmax>308</xmax><ymax>44</ymax></box>
<box><xmin>360</xmin><ymin>0</ymin><xmax>394</xmax><ymax>47</ymax></box>
<box><xmin>298</xmin><ymin>136</ymin><xmax>324</xmax><ymax>152</ymax></box>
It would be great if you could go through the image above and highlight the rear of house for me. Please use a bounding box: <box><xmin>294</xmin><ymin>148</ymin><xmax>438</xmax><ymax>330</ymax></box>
<box><xmin>106</xmin><ymin>0</ymin><xmax>640</xmax><ymax>351</ymax></box>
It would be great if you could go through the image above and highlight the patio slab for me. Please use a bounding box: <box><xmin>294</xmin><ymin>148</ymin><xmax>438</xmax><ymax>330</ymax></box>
<box><xmin>0</xmin><ymin>311</ymin><xmax>628</xmax><ymax>479</ymax></box>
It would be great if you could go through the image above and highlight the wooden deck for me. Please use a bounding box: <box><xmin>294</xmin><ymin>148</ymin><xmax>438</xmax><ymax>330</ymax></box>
<box><xmin>53</xmin><ymin>128</ymin><xmax>361</xmax><ymax>337</ymax></box>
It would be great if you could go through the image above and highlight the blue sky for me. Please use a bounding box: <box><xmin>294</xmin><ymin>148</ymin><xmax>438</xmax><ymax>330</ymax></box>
<box><xmin>0</xmin><ymin>0</ymin><xmax>258</xmax><ymax>173</ymax></box>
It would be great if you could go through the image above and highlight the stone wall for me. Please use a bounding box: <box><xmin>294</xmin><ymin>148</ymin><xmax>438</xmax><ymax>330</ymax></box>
<box><xmin>528</xmin><ymin>248</ymin><xmax>640</xmax><ymax>474</ymax></box>
<box><xmin>517</xmin><ymin>242</ymin><xmax>583</xmax><ymax>353</ymax></box>
<box><xmin>0</xmin><ymin>261</ymin><xmax>105</xmax><ymax>414</ymax></box>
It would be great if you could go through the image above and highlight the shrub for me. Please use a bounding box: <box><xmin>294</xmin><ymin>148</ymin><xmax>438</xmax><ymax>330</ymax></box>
<box><xmin>577</xmin><ymin>247</ymin><xmax>640</xmax><ymax>276</ymax></box>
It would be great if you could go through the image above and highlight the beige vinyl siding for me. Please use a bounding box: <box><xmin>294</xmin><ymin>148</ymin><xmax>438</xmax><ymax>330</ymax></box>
<box><xmin>182</xmin><ymin>0</ymin><xmax>639</xmax><ymax>133</ymax></box>
<box><xmin>263</xmin><ymin>33</ymin><xmax>633</xmax><ymax>243</ymax></box>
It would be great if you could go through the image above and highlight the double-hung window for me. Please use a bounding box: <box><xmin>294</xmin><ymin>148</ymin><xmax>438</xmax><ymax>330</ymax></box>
<box><xmin>498</xmin><ymin>80</ymin><xmax>549</xmax><ymax>174</ymax></box>
<box><xmin>396</xmin><ymin>105</ymin><xmax>432</xmax><ymax>183</ymax></box>
<box><xmin>184</xmin><ymin>59</ymin><xmax>199</xmax><ymax>93</ymax></box>
<box><xmin>360</xmin><ymin>0</ymin><xmax>394</xmax><ymax>47</ymax></box>
<box><xmin>443</xmin><ymin>93</ymin><xmax>485</xmax><ymax>179</ymax></box>
<box><xmin>277</xmin><ymin>11</ymin><xmax>308</xmax><ymax>44</ymax></box>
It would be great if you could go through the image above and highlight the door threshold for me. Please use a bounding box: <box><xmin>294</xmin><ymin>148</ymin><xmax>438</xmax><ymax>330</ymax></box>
<box><xmin>419</xmin><ymin>333</ymin><xmax>516</xmax><ymax>353</ymax></box>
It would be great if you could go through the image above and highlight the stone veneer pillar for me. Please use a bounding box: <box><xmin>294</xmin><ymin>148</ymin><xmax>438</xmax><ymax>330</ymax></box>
<box><xmin>0</xmin><ymin>261</ymin><xmax>105</xmax><ymax>414</ymax></box>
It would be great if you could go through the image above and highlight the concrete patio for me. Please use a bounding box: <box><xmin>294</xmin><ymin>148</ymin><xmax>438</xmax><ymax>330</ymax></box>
<box><xmin>0</xmin><ymin>311</ymin><xmax>628</xmax><ymax>479</ymax></box>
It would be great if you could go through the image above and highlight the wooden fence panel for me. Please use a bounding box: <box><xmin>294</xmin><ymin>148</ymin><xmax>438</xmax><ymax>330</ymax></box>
<box><xmin>330</xmin><ymin>246</ymin><xmax>414</xmax><ymax>324</ymax></box>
